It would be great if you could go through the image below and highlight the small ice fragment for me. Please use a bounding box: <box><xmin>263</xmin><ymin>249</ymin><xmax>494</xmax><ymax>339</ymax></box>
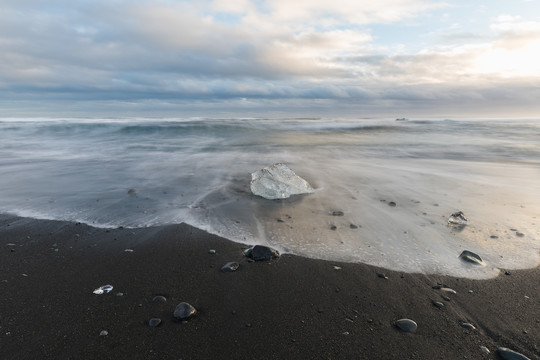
<box><xmin>93</xmin><ymin>285</ymin><xmax>113</xmax><ymax>294</ymax></box>
<box><xmin>448</xmin><ymin>211</ymin><xmax>467</xmax><ymax>225</ymax></box>
<box><xmin>250</xmin><ymin>163</ymin><xmax>314</xmax><ymax>199</ymax></box>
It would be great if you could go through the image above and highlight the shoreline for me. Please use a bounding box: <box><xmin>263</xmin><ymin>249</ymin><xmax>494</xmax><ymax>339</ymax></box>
<box><xmin>1</xmin><ymin>213</ymin><xmax>538</xmax><ymax>359</ymax></box>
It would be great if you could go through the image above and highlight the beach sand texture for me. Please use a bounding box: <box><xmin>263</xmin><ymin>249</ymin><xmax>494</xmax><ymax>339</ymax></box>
<box><xmin>1</xmin><ymin>214</ymin><xmax>538</xmax><ymax>359</ymax></box>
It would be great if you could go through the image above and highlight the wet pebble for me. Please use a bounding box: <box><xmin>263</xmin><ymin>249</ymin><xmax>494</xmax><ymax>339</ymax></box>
<box><xmin>441</xmin><ymin>288</ymin><xmax>457</xmax><ymax>294</ymax></box>
<box><xmin>99</xmin><ymin>330</ymin><xmax>109</xmax><ymax>336</ymax></box>
<box><xmin>388</xmin><ymin>201</ymin><xmax>397</xmax><ymax>207</ymax></box>
<box><xmin>461</xmin><ymin>323</ymin><xmax>476</xmax><ymax>330</ymax></box>
<box><xmin>149</xmin><ymin>318</ymin><xmax>162</xmax><ymax>327</ymax></box>
<box><xmin>459</xmin><ymin>250</ymin><xmax>485</xmax><ymax>266</ymax></box>
<box><xmin>244</xmin><ymin>245</ymin><xmax>280</xmax><ymax>261</ymax></box>
<box><xmin>376</xmin><ymin>273</ymin><xmax>388</xmax><ymax>279</ymax></box>
<box><xmin>480</xmin><ymin>346</ymin><xmax>490</xmax><ymax>354</ymax></box>
<box><xmin>497</xmin><ymin>347</ymin><xmax>531</xmax><ymax>360</ymax></box>
<box><xmin>152</xmin><ymin>295</ymin><xmax>167</xmax><ymax>303</ymax></box>
<box><xmin>349</xmin><ymin>224</ymin><xmax>358</xmax><ymax>229</ymax></box>
<box><xmin>396</xmin><ymin>319</ymin><xmax>417</xmax><ymax>332</ymax></box>
<box><xmin>330</xmin><ymin>225</ymin><xmax>337</xmax><ymax>230</ymax></box>
<box><xmin>331</xmin><ymin>211</ymin><xmax>344</xmax><ymax>216</ymax></box>
<box><xmin>432</xmin><ymin>301</ymin><xmax>444</xmax><ymax>308</ymax></box>
<box><xmin>221</xmin><ymin>262</ymin><xmax>240</xmax><ymax>272</ymax></box>
<box><xmin>173</xmin><ymin>302</ymin><xmax>197</xmax><ymax>321</ymax></box>
<box><xmin>208</xmin><ymin>249</ymin><xmax>216</xmax><ymax>254</ymax></box>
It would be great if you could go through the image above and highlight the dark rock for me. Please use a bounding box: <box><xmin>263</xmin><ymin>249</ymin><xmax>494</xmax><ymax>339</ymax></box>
<box><xmin>490</xmin><ymin>235</ymin><xmax>499</xmax><ymax>239</ymax></box>
<box><xmin>153</xmin><ymin>295</ymin><xmax>167</xmax><ymax>303</ymax></box>
<box><xmin>497</xmin><ymin>347</ymin><xmax>531</xmax><ymax>360</ymax></box>
<box><xmin>332</xmin><ymin>211</ymin><xmax>344</xmax><ymax>216</ymax></box>
<box><xmin>244</xmin><ymin>245</ymin><xmax>280</xmax><ymax>261</ymax></box>
<box><xmin>377</xmin><ymin>273</ymin><xmax>388</xmax><ymax>279</ymax></box>
<box><xmin>396</xmin><ymin>319</ymin><xmax>417</xmax><ymax>332</ymax></box>
<box><xmin>221</xmin><ymin>262</ymin><xmax>240</xmax><ymax>272</ymax></box>
<box><xmin>127</xmin><ymin>188</ymin><xmax>138</xmax><ymax>195</ymax></box>
<box><xmin>388</xmin><ymin>202</ymin><xmax>397</xmax><ymax>207</ymax></box>
<box><xmin>277</xmin><ymin>218</ymin><xmax>285</xmax><ymax>223</ymax></box>
<box><xmin>173</xmin><ymin>302</ymin><xmax>197</xmax><ymax>321</ymax></box>
<box><xmin>330</xmin><ymin>225</ymin><xmax>337</xmax><ymax>230</ymax></box>
<box><xmin>459</xmin><ymin>250</ymin><xmax>485</xmax><ymax>266</ymax></box>
<box><xmin>149</xmin><ymin>318</ymin><xmax>162</xmax><ymax>327</ymax></box>
<box><xmin>349</xmin><ymin>224</ymin><xmax>358</xmax><ymax>229</ymax></box>
<box><xmin>516</xmin><ymin>232</ymin><xmax>525</xmax><ymax>237</ymax></box>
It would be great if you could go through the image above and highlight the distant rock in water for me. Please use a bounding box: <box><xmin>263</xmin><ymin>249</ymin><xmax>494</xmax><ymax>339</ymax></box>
<box><xmin>459</xmin><ymin>250</ymin><xmax>485</xmax><ymax>266</ymax></box>
<box><xmin>497</xmin><ymin>347</ymin><xmax>531</xmax><ymax>360</ymax></box>
<box><xmin>244</xmin><ymin>245</ymin><xmax>280</xmax><ymax>261</ymax></box>
<box><xmin>250</xmin><ymin>163</ymin><xmax>314</xmax><ymax>199</ymax></box>
<box><xmin>448</xmin><ymin>211</ymin><xmax>468</xmax><ymax>225</ymax></box>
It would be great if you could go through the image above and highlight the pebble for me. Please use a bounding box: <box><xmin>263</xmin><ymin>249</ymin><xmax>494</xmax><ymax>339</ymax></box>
<box><xmin>459</xmin><ymin>250</ymin><xmax>485</xmax><ymax>266</ymax></box>
<box><xmin>124</xmin><ymin>249</ymin><xmax>134</xmax><ymax>252</ymax></box>
<box><xmin>333</xmin><ymin>266</ymin><xmax>342</xmax><ymax>270</ymax></box>
<box><xmin>516</xmin><ymin>232</ymin><xmax>525</xmax><ymax>237</ymax></box>
<box><xmin>461</xmin><ymin>323</ymin><xmax>476</xmax><ymax>330</ymax></box>
<box><xmin>208</xmin><ymin>249</ymin><xmax>216</xmax><ymax>254</ymax></box>
<box><xmin>152</xmin><ymin>295</ymin><xmax>167</xmax><ymax>303</ymax></box>
<box><xmin>331</xmin><ymin>211</ymin><xmax>344</xmax><ymax>216</ymax></box>
<box><xmin>497</xmin><ymin>347</ymin><xmax>531</xmax><ymax>360</ymax></box>
<box><xmin>441</xmin><ymin>288</ymin><xmax>456</xmax><ymax>294</ymax></box>
<box><xmin>376</xmin><ymin>273</ymin><xmax>388</xmax><ymax>279</ymax></box>
<box><xmin>388</xmin><ymin>201</ymin><xmax>397</xmax><ymax>207</ymax></box>
<box><xmin>330</xmin><ymin>225</ymin><xmax>337</xmax><ymax>230</ymax></box>
<box><xmin>432</xmin><ymin>301</ymin><xmax>444</xmax><ymax>308</ymax></box>
<box><xmin>173</xmin><ymin>302</ymin><xmax>197</xmax><ymax>321</ymax></box>
<box><xmin>149</xmin><ymin>318</ymin><xmax>162</xmax><ymax>327</ymax></box>
<box><xmin>116</xmin><ymin>292</ymin><xmax>124</xmax><ymax>297</ymax></box>
<box><xmin>349</xmin><ymin>224</ymin><xmax>359</xmax><ymax>229</ymax></box>
<box><xmin>221</xmin><ymin>262</ymin><xmax>240</xmax><ymax>272</ymax></box>
<box><xmin>99</xmin><ymin>330</ymin><xmax>109</xmax><ymax>336</ymax></box>
<box><xmin>244</xmin><ymin>245</ymin><xmax>280</xmax><ymax>261</ymax></box>
<box><xmin>480</xmin><ymin>346</ymin><xmax>490</xmax><ymax>354</ymax></box>
<box><xmin>395</xmin><ymin>319</ymin><xmax>417</xmax><ymax>332</ymax></box>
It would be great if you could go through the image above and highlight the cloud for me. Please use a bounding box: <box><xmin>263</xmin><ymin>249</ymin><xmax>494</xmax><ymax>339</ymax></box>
<box><xmin>0</xmin><ymin>0</ymin><xmax>539</xmax><ymax>117</ymax></box>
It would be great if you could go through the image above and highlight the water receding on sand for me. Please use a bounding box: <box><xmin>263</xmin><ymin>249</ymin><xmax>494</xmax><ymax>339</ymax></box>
<box><xmin>0</xmin><ymin>117</ymin><xmax>539</xmax><ymax>279</ymax></box>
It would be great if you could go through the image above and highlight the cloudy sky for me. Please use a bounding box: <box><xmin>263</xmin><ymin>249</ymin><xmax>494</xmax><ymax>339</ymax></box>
<box><xmin>1</xmin><ymin>0</ymin><xmax>540</xmax><ymax>118</ymax></box>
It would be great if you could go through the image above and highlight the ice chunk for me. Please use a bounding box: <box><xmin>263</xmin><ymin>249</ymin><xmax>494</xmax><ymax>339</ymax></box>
<box><xmin>448</xmin><ymin>211</ymin><xmax>467</xmax><ymax>225</ymax></box>
<box><xmin>250</xmin><ymin>163</ymin><xmax>314</xmax><ymax>199</ymax></box>
<box><xmin>93</xmin><ymin>285</ymin><xmax>113</xmax><ymax>294</ymax></box>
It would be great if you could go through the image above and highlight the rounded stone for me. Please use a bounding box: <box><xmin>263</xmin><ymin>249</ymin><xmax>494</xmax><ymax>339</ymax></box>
<box><xmin>461</xmin><ymin>322</ymin><xmax>476</xmax><ymax>330</ymax></box>
<box><xmin>244</xmin><ymin>245</ymin><xmax>280</xmax><ymax>261</ymax></box>
<box><xmin>221</xmin><ymin>262</ymin><xmax>240</xmax><ymax>272</ymax></box>
<box><xmin>99</xmin><ymin>330</ymin><xmax>109</xmax><ymax>336</ymax></box>
<box><xmin>173</xmin><ymin>302</ymin><xmax>197</xmax><ymax>321</ymax></box>
<box><xmin>432</xmin><ymin>301</ymin><xmax>444</xmax><ymax>308</ymax></box>
<box><xmin>459</xmin><ymin>250</ymin><xmax>485</xmax><ymax>266</ymax></box>
<box><xmin>152</xmin><ymin>295</ymin><xmax>167</xmax><ymax>303</ymax></box>
<box><xmin>396</xmin><ymin>319</ymin><xmax>417</xmax><ymax>332</ymax></box>
<box><xmin>149</xmin><ymin>318</ymin><xmax>162</xmax><ymax>327</ymax></box>
<box><xmin>497</xmin><ymin>347</ymin><xmax>531</xmax><ymax>360</ymax></box>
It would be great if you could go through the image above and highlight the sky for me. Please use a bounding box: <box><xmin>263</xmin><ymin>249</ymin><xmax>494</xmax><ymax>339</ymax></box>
<box><xmin>1</xmin><ymin>0</ymin><xmax>540</xmax><ymax>118</ymax></box>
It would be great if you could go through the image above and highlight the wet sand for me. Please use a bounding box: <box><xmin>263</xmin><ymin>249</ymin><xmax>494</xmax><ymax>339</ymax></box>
<box><xmin>1</xmin><ymin>214</ymin><xmax>538</xmax><ymax>359</ymax></box>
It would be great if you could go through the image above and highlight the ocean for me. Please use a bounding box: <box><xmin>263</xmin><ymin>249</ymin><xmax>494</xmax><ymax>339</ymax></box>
<box><xmin>1</xmin><ymin>117</ymin><xmax>539</xmax><ymax>278</ymax></box>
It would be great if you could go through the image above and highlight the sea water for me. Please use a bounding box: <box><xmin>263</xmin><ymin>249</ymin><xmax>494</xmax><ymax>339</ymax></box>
<box><xmin>1</xmin><ymin>117</ymin><xmax>539</xmax><ymax>278</ymax></box>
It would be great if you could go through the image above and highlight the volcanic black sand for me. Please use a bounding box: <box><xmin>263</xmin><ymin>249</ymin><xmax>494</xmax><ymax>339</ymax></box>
<box><xmin>1</xmin><ymin>214</ymin><xmax>538</xmax><ymax>359</ymax></box>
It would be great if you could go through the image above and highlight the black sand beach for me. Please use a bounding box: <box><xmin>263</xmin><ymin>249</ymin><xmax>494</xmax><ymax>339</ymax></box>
<box><xmin>1</xmin><ymin>214</ymin><xmax>538</xmax><ymax>359</ymax></box>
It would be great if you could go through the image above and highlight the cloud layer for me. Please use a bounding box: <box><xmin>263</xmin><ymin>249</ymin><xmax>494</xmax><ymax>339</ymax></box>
<box><xmin>1</xmin><ymin>0</ymin><xmax>540</xmax><ymax>117</ymax></box>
